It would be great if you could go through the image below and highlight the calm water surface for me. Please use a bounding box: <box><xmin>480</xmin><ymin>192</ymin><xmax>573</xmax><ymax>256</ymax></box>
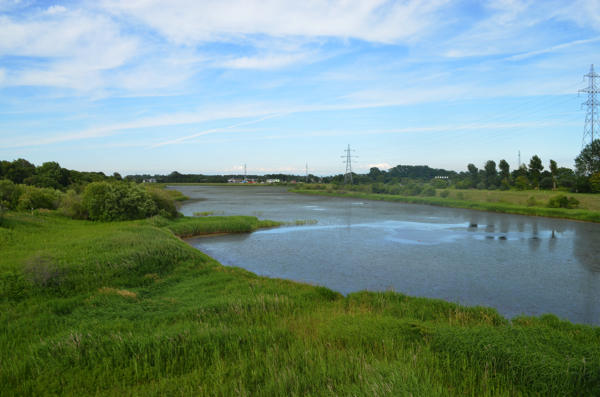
<box><xmin>173</xmin><ymin>186</ymin><xmax>600</xmax><ymax>325</ymax></box>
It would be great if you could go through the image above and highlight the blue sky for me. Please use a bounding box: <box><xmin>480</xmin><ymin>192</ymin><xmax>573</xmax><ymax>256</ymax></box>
<box><xmin>1</xmin><ymin>0</ymin><xmax>599</xmax><ymax>176</ymax></box>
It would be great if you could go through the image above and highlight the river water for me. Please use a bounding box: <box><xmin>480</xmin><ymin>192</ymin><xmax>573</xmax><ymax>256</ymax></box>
<box><xmin>173</xmin><ymin>186</ymin><xmax>600</xmax><ymax>325</ymax></box>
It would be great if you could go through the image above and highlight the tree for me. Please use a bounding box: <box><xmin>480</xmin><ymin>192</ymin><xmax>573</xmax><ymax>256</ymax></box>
<box><xmin>574</xmin><ymin>139</ymin><xmax>600</xmax><ymax>176</ymax></box>
<box><xmin>528</xmin><ymin>155</ymin><xmax>543</xmax><ymax>188</ymax></box>
<box><xmin>549</xmin><ymin>160</ymin><xmax>558</xmax><ymax>190</ymax></box>
<box><xmin>467</xmin><ymin>163</ymin><xmax>479</xmax><ymax>187</ymax></box>
<box><xmin>498</xmin><ymin>159</ymin><xmax>510</xmax><ymax>183</ymax></box>
<box><xmin>484</xmin><ymin>160</ymin><xmax>497</xmax><ymax>187</ymax></box>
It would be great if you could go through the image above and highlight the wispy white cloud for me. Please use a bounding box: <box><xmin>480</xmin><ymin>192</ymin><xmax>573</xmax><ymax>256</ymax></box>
<box><xmin>506</xmin><ymin>37</ymin><xmax>600</xmax><ymax>61</ymax></box>
<box><xmin>100</xmin><ymin>0</ymin><xmax>450</xmax><ymax>45</ymax></box>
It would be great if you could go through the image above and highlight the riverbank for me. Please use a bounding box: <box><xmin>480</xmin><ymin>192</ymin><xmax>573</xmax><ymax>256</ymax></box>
<box><xmin>292</xmin><ymin>189</ymin><xmax>600</xmax><ymax>223</ymax></box>
<box><xmin>1</xmin><ymin>211</ymin><xmax>599</xmax><ymax>395</ymax></box>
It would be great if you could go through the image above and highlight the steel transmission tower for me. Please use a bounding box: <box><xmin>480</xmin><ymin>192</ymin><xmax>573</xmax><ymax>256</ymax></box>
<box><xmin>579</xmin><ymin>64</ymin><xmax>600</xmax><ymax>148</ymax></box>
<box><xmin>341</xmin><ymin>144</ymin><xmax>357</xmax><ymax>184</ymax></box>
<box><xmin>306</xmin><ymin>163</ymin><xmax>308</xmax><ymax>182</ymax></box>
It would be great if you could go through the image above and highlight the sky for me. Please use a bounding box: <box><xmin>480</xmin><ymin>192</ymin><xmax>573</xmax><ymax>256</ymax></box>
<box><xmin>1</xmin><ymin>0</ymin><xmax>599</xmax><ymax>177</ymax></box>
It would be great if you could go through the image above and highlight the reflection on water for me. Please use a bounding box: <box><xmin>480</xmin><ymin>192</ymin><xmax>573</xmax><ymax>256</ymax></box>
<box><xmin>172</xmin><ymin>186</ymin><xmax>600</xmax><ymax>325</ymax></box>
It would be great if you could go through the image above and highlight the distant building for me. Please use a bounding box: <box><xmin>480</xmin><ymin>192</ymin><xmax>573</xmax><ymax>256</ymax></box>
<box><xmin>266</xmin><ymin>179</ymin><xmax>280</xmax><ymax>183</ymax></box>
<box><xmin>143</xmin><ymin>179</ymin><xmax>157</xmax><ymax>183</ymax></box>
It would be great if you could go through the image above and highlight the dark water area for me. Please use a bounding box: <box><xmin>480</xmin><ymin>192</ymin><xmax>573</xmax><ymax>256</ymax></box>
<box><xmin>172</xmin><ymin>186</ymin><xmax>600</xmax><ymax>325</ymax></box>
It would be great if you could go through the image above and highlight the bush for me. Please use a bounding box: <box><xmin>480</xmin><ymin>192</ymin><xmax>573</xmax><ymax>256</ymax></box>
<box><xmin>440</xmin><ymin>190</ymin><xmax>450</xmax><ymax>198</ymax></box>
<box><xmin>547</xmin><ymin>194</ymin><xmax>580</xmax><ymax>209</ymax></box>
<box><xmin>82</xmin><ymin>182</ymin><xmax>178</xmax><ymax>222</ymax></box>
<box><xmin>401</xmin><ymin>182</ymin><xmax>423</xmax><ymax>196</ymax></box>
<box><xmin>16</xmin><ymin>185</ymin><xmax>64</xmax><ymax>211</ymax></box>
<box><xmin>525</xmin><ymin>196</ymin><xmax>541</xmax><ymax>207</ymax></box>
<box><xmin>487</xmin><ymin>184</ymin><xmax>497</xmax><ymax>190</ymax></box>
<box><xmin>58</xmin><ymin>190</ymin><xmax>89</xmax><ymax>220</ymax></box>
<box><xmin>456</xmin><ymin>192</ymin><xmax>465</xmax><ymax>200</ymax></box>
<box><xmin>476</xmin><ymin>182</ymin><xmax>486</xmax><ymax>190</ymax></box>
<box><xmin>22</xmin><ymin>253</ymin><xmax>68</xmax><ymax>288</ymax></box>
<box><xmin>421</xmin><ymin>186</ymin><xmax>436</xmax><ymax>197</ymax></box>
<box><xmin>433</xmin><ymin>179</ymin><xmax>447</xmax><ymax>189</ymax></box>
<box><xmin>500</xmin><ymin>180</ymin><xmax>510</xmax><ymax>191</ymax></box>
<box><xmin>0</xmin><ymin>180</ymin><xmax>24</xmax><ymax>210</ymax></box>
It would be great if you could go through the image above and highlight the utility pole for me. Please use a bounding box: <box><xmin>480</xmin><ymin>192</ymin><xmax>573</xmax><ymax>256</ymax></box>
<box><xmin>341</xmin><ymin>144</ymin><xmax>357</xmax><ymax>184</ymax></box>
<box><xmin>306</xmin><ymin>163</ymin><xmax>308</xmax><ymax>182</ymax></box>
<box><xmin>518</xmin><ymin>150</ymin><xmax>521</xmax><ymax>168</ymax></box>
<box><xmin>579</xmin><ymin>64</ymin><xmax>600</xmax><ymax>148</ymax></box>
<box><xmin>244</xmin><ymin>164</ymin><xmax>247</xmax><ymax>181</ymax></box>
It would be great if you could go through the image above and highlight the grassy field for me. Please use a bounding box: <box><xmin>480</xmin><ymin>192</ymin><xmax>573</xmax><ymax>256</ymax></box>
<box><xmin>1</xmin><ymin>211</ymin><xmax>599</xmax><ymax>396</ymax></box>
<box><xmin>292</xmin><ymin>188</ymin><xmax>600</xmax><ymax>223</ymax></box>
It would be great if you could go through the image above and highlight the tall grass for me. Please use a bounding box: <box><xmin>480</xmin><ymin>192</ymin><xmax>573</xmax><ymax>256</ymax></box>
<box><xmin>293</xmin><ymin>189</ymin><xmax>600</xmax><ymax>223</ymax></box>
<box><xmin>1</xmin><ymin>211</ymin><xmax>598</xmax><ymax>396</ymax></box>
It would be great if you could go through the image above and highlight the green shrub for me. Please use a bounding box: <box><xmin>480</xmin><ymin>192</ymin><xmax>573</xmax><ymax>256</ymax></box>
<box><xmin>82</xmin><ymin>182</ymin><xmax>178</xmax><ymax>222</ymax></box>
<box><xmin>421</xmin><ymin>186</ymin><xmax>436</xmax><ymax>197</ymax></box>
<box><xmin>440</xmin><ymin>190</ymin><xmax>450</xmax><ymax>198</ymax></box>
<box><xmin>16</xmin><ymin>185</ymin><xmax>64</xmax><ymax>211</ymax></box>
<box><xmin>58</xmin><ymin>190</ymin><xmax>89</xmax><ymax>220</ymax></box>
<box><xmin>525</xmin><ymin>196</ymin><xmax>541</xmax><ymax>207</ymax></box>
<box><xmin>547</xmin><ymin>193</ymin><xmax>580</xmax><ymax>209</ymax></box>
<box><xmin>0</xmin><ymin>180</ymin><xmax>24</xmax><ymax>210</ymax></box>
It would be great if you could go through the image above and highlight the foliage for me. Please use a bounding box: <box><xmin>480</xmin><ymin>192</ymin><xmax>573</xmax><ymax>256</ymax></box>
<box><xmin>528</xmin><ymin>155</ymin><xmax>544</xmax><ymax>188</ymax></box>
<box><xmin>484</xmin><ymin>160</ymin><xmax>497</xmax><ymax>187</ymax></box>
<box><xmin>498</xmin><ymin>159</ymin><xmax>510</xmax><ymax>182</ymax></box>
<box><xmin>525</xmin><ymin>196</ymin><xmax>541</xmax><ymax>207</ymax></box>
<box><xmin>500</xmin><ymin>180</ymin><xmax>510</xmax><ymax>191</ymax></box>
<box><xmin>82</xmin><ymin>182</ymin><xmax>178</xmax><ymax>222</ymax></box>
<box><xmin>591</xmin><ymin>172</ymin><xmax>600</xmax><ymax>193</ymax></box>
<box><xmin>0</xmin><ymin>179</ymin><xmax>24</xmax><ymax>210</ymax></box>
<box><xmin>549</xmin><ymin>159</ymin><xmax>558</xmax><ymax>190</ymax></box>
<box><xmin>547</xmin><ymin>194</ymin><xmax>580</xmax><ymax>209</ymax></box>
<box><xmin>539</xmin><ymin>176</ymin><xmax>554</xmax><ymax>189</ymax></box>
<box><xmin>575</xmin><ymin>139</ymin><xmax>600</xmax><ymax>176</ymax></box>
<box><xmin>439</xmin><ymin>190</ymin><xmax>450</xmax><ymax>198</ymax></box>
<box><xmin>2</xmin><ymin>212</ymin><xmax>599</xmax><ymax>396</ymax></box>
<box><xmin>420</xmin><ymin>186</ymin><xmax>436</xmax><ymax>197</ymax></box>
<box><xmin>515</xmin><ymin>175</ymin><xmax>530</xmax><ymax>190</ymax></box>
<box><xmin>294</xmin><ymin>189</ymin><xmax>600</xmax><ymax>223</ymax></box>
<box><xmin>432</xmin><ymin>179</ymin><xmax>447</xmax><ymax>189</ymax></box>
<box><xmin>487</xmin><ymin>184</ymin><xmax>497</xmax><ymax>190</ymax></box>
<box><xmin>16</xmin><ymin>185</ymin><xmax>64</xmax><ymax>211</ymax></box>
<box><xmin>58</xmin><ymin>190</ymin><xmax>89</xmax><ymax>220</ymax></box>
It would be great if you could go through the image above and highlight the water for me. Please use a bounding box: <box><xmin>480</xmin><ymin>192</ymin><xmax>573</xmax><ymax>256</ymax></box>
<box><xmin>173</xmin><ymin>186</ymin><xmax>600</xmax><ymax>325</ymax></box>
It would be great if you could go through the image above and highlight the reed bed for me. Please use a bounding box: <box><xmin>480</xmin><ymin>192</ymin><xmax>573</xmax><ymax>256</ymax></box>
<box><xmin>193</xmin><ymin>210</ymin><xmax>226</xmax><ymax>216</ymax></box>
<box><xmin>293</xmin><ymin>189</ymin><xmax>600</xmax><ymax>223</ymax></box>
<box><xmin>0</xmin><ymin>211</ymin><xmax>598</xmax><ymax>396</ymax></box>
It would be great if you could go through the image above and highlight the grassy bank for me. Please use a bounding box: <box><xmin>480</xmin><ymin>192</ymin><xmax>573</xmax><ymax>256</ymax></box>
<box><xmin>293</xmin><ymin>189</ymin><xmax>600</xmax><ymax>223</ymax></box>
<box><xmin>1</xmin><ymin>212</ymin><xmax>599</xmax><ymax>396</ymax></box>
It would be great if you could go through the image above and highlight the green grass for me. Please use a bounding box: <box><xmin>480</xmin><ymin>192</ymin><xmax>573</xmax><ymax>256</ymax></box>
<box><xmin>1</xmin><ymin>211</ymin><xmax>599</xmax><ymax>396</ymax></box>
<box><xmin>293</xmin><ymin>189</ymin><xmax>600</xmax><ymax>223</ymax></box>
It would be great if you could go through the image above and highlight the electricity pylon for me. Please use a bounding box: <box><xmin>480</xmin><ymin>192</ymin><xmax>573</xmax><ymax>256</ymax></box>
<box><xmin>579</xmin><ymin>64</ymin><xmax>600</xmax><ymax>149</ymax></box>
<box><xmin>341</xmin><ymin>144</ymin><xmax>357</xmax><ymax>184</ymax></box>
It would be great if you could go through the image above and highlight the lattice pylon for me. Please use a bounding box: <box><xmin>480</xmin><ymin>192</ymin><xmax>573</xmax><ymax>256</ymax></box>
<box><xmin>341</xmin><ymin>144</ymin><xmax>357</xmax><ymax>184</ymax></box>
<box><xmin>579</xmin><ymin>64</ymin><xmax>600</xmax><ymax>149</ymax></box>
